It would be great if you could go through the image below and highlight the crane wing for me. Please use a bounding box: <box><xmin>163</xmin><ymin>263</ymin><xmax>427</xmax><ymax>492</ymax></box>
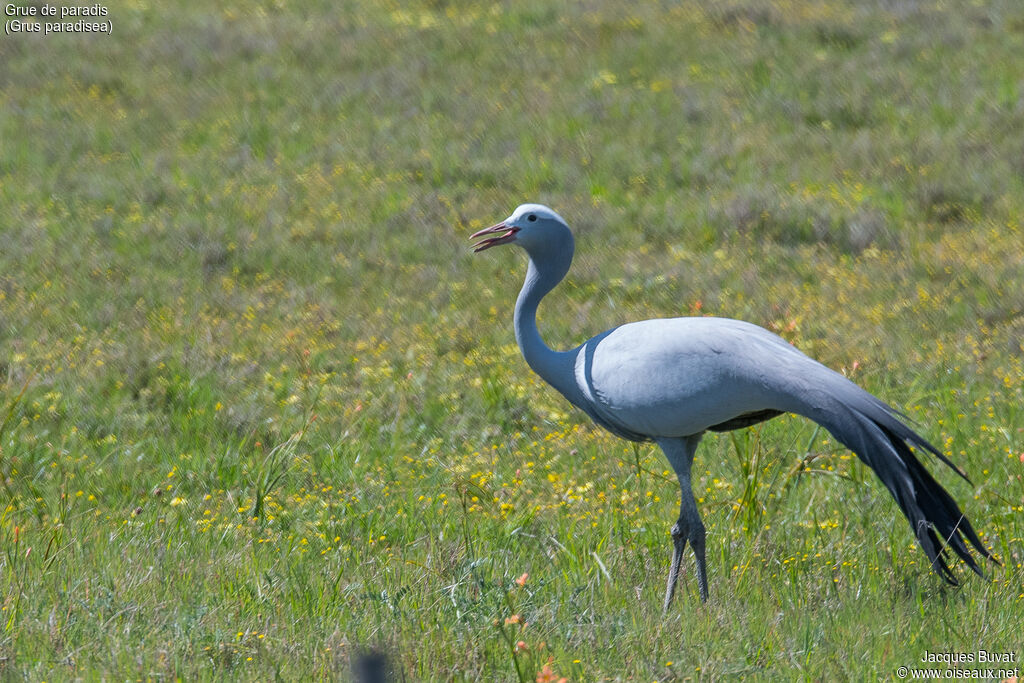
<box><xmin>574</xmin><ymin>316</ymin><xmax>812</xmax><ymax>437</ymax></box>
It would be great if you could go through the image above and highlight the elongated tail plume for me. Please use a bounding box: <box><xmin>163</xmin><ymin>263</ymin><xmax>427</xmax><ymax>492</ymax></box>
<box><xmin>807</xmin><ymin>399</ymin><xmax>994</xmax><ymax>582</ymax></box>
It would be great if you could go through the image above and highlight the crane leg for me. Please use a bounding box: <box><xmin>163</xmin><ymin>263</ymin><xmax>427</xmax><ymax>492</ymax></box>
<box><xmin>658</xmin><ymin>435</ymin><xmax>708</xmax><ymax>611</ymax></box>
<box><xmin>663</xmin><ymin>521</ymin><xmax>688</xmax><ymax>612</ymax></box>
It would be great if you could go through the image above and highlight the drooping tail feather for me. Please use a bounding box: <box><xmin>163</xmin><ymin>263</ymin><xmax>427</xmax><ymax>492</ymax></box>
<box><xmin>876</xmin><ymin>422</ymin><xmax>993</xmax><ymax>582</ymax></box>
<box><xmin>804</xmin><ymin>395</ymin><xmax>994</xmax><ymax>584</ymax></box>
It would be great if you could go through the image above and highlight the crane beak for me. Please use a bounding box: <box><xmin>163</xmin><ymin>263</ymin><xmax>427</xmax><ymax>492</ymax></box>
<box><xmin>471</xmin><ymin>221</ymin><xmax>519</xmax><ymax>252</ymax></box>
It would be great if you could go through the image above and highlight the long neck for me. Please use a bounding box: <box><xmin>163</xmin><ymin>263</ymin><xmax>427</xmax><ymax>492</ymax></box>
<box><xmin>513</xmin><ymin>248</ymin><xmax>577</xmax><ymax>398</ymax></box>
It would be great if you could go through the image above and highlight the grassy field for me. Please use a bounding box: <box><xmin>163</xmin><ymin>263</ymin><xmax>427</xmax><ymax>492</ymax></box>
<box><xmin>2</xmin><ymin>0</ymin><xmax>1023</xmax><ymax>679</ymax></box>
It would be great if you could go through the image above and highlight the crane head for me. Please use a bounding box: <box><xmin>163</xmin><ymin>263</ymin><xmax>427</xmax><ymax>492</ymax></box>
<box><xmin>471</xmin><ymin>204</ymin><xmax>569</xmax><ymax>252</ymax></box>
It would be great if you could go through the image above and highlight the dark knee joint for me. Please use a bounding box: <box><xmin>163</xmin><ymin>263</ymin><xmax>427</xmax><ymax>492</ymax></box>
<box><xmin>689</xmin><ymin>522</ymin><xmax>706</xmax><ymax>547</ymax></box>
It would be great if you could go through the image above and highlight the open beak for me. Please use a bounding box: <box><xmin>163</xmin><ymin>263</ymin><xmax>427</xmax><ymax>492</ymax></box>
<box><xmin>471</xmin><ymin>221</ymin><xmax>519</xmax><ymax>252</ymax></box>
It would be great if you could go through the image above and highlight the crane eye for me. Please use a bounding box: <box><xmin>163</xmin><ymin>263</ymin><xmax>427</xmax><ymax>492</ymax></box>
<box><xmin>527</xmin><ymin>214</ymin><xmax>537</xmax><ymax>222</ymax></box>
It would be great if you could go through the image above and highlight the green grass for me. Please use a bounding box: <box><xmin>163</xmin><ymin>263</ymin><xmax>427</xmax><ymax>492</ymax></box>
<box><xmin>1</xmin><ymin>0</ymin><xmax>1023</xmax><ymax>679</ymax></box>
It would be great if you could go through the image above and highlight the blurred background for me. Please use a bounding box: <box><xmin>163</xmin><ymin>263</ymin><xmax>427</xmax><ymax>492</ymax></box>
<box><xmin>1</xmin><ymin>0</ymin><xmax>1022</xmax><ymax>679</ymax></box>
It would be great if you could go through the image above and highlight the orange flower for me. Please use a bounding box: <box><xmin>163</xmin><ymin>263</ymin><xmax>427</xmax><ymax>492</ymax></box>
<box><xmin>536</xmin><ymin>662</ymin><xmax>567</xmax><ymax>683</ymax></box>
<box><xmin>516</xmin><ymin>572</ymin><xmax>529</xmax><ymax>587</ymax></box>
<box><xmin>504</xmin><ymin>614</ymin><xmax>523</xmax><ymax>625</ymax></box>
<box><xmin>515</xmin><ymin>641</ymin><xmax>527</xmax><ymax>652</ymax></box>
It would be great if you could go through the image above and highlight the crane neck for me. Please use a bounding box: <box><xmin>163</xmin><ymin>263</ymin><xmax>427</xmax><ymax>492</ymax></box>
<box><xmin>513</xmin><ymin>244</ymin><xmax>578</xmax><ymax>400</ymax></box>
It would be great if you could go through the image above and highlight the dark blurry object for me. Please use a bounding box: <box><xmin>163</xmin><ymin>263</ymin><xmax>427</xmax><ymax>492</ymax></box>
<box><xmin>352</xmin><ymin>649</ymin><xmax>390</xmax><ymax>683</ymax></box>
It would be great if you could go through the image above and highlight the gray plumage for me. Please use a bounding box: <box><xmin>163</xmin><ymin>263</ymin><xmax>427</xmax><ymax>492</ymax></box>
<box><xmin>472</xmin><ymin>203</ymin><xmax>993</xmax><ymax>609</ymax></box>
